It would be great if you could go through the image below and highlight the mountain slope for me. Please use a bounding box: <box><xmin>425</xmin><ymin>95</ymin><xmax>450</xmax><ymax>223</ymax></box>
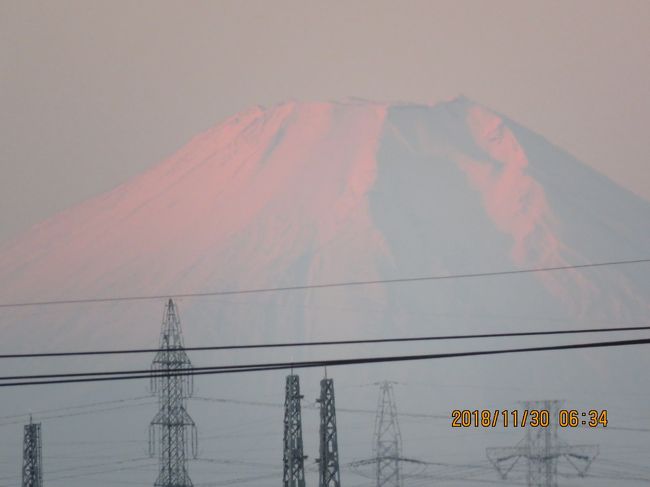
<box><xmin>0</xmin><ymin>97</ymin><xmax>648</xmax><ymax>351</ymax></box>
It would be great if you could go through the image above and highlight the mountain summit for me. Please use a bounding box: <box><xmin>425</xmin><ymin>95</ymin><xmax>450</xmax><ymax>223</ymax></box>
<box><xmin>0</xmin><ymin>98</ymin><xmax>648</xmax><ymax>350</ymax></box>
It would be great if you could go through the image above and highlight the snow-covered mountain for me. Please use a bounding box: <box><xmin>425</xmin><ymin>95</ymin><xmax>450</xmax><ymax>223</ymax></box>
<box><xmin>0</xmin><ymin>97</ymin><xmax>648</xmax><ymax>352</ymax></box>
<box><xmin>1</xmin><ymin>97</ymin><xmax>650</xmax><ymax>487</ymax></box>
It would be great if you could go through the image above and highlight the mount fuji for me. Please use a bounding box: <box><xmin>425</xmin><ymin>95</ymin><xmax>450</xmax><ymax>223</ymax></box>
<box><xmin>2</xmin><ymin>97</ymin><xmax>650</xmax><ymax>487</ymax></box>
<box><xmin>0</xmin><ymin>97</ymin><xmax>648</xmax><ymax>353</ymax></box>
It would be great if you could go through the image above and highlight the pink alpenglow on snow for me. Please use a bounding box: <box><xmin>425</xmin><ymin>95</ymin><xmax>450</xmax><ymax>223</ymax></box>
<box><xmin>458</xmin><ymin>106</ymin><xmax>596</xmax><ymax>311</ymax></box>
<box><xmin>0</xmin><ymin>97</ymin><xmax>648</xmax><ymax>350</ymax></box>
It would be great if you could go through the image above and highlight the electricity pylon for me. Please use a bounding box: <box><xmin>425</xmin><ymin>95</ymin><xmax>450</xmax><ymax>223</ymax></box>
<box><xmin>317</xmin><ymin>376</ymin><xmax>341</xmax><ymax>487</ymax></box>
<box><xmin>373</xmin><ymin>381</ymin><xmax>402</xmax><ymax>487</ymax></box>
<box><xmin>486</xmin><ymin>400</ymin><xmax>598</xmax><ymax>487</ymax></box>
<box><xmin>283</xmin><ymin>374</ymin><xmax>306</xmax><ymax>487</ymax></box>
<box><xmin>349</xmin><ymin>382</ymin><xmax>425</xmax><ymax>484</ymax></box>
<box><xmin>22</xmin><ymin>417</ymin><xmax>42</xmax><ymax>487</ymax></box>
<box><xmin>149</xmin><ymin>299</ymin><xmax>197</xmax><ymax>487</ymax></box>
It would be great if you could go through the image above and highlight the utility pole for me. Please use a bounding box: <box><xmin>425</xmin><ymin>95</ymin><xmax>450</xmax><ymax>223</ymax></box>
<box><xmin>149</xmin><ymin>299</ymin><xmax>197</xmax><ymax>487</ymax></box>
<box><xmin>317</xmin><ymin>375</ymin><xmax>341</xmax><ymax>487</ymax></box>
<box><xmin>373</xmin><ymin>381</ymin><xmax>402</xmax><ymax>487</ymax></box>
<box><xmin>486</xmin><ymin>400</ymin><xmax>598</xmax><ymax>487</ymax></box>
<box><xmin>283</xmin><ymin>374</ymin><xmax>306</xmax><ymax>487</ymax></box>
<box><xmin>22</xmin><ymin>417</ymin><xmax>43</xmax><ymax>487</ymax></box>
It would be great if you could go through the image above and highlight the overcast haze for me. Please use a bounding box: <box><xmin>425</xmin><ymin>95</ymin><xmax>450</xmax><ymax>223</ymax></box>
<box><xmin>2</xmin><ymin>2</ymin><xmax>650</xmax><ymax>486</ymax></box>
<box><xmin>1</xmin><ymin>0</ymin><xmax>649</xmax><ymax>244</ymax></box>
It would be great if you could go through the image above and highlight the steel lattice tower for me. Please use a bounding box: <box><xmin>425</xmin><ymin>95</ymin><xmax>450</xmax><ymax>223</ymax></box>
<box><xmin>283</xmin><ymin>374</ymin><xmax>306</xmax><ymax>487</ymax></box>
<box><xmin>487</xmin><ymin>400</ymin><xmax>598</xmax><ymax>487</ymax></box>
<box><xmin>22</xmin><ymin>417</ymin><xmax>42</xmax><ymax>487</ymax></box>
<box><xmin>373</xmin><ymin>381</ymin><xmax>402</xmax><ymax>487</ymax></box>
<box><xmin>317</xmin><ymin>377</ymin><xmax>341</xmax><ymax>487</ymax></box>
<box><xmin>149</xmin><ymin>299</ymin><xmax>197</xmax><ymax>487</ymax></box>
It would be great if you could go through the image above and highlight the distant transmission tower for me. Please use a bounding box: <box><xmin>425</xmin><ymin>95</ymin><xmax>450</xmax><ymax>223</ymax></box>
<box><xmin>317</xmin><ymin>375</ymin><xmax>341</xmax><ymax>487</ymax></box>
<box><xmin>22</xmin><ymin>417</ymin><xmax>43</xmax><ymax>487</ymax></box>
<box><xmin>486</xmin><ymin>400</ymin><xmax>598</xmax><ymax>487</ymax></box>
<box><xmin>283</xmin><ymin>374</ymin><xmax>307</xmax><ymax>487</ymax></box>
<box><xmin>373</xmin><ymin>381</ymin><xmax>402</xmax><ymax>487</ymax></box>
<box><xmin>149</xmin><ymin>299</ymin><xmax>198</xmax><ymax>487</ymax></box>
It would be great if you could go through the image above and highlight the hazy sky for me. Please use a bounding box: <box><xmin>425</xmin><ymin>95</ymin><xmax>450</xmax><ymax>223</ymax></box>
<box><xmin>1</xmin><ymin>0</ymin><xmax>649</xmax><ymax>243</ymax></box>
<box><xmin>1</xmin><ymin>4</ymin><xmax>650</xmax><ymax>485</ymax></box>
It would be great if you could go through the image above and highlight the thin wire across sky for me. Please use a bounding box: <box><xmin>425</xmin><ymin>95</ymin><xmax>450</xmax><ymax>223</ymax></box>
<box><xmin>1</xmin><ymin>257</ymin><xmax>648</xmax><ymax>388</ymax></box>
<box><xmin>0</xmin><ymin>257</ymin><xmax>648</xmax><ymax>309</ymax></box>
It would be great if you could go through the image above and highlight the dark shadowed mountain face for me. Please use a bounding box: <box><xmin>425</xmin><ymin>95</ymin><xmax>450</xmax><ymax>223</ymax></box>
<box><xmin>0</xmin><ymin>98</ymin><xmax>649</xmax><ymax>487</ymax></box>
<box><xmin>0</xmin><ymin>97</ymin><xmax>647</xmax><ymax>350</ymax></box>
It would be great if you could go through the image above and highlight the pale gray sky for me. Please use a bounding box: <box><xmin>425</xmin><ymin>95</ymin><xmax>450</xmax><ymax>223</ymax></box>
<box><xmin>1</xmin><ymin>0</ymin><xmax>649</xmax><ymax>243</ymax></box>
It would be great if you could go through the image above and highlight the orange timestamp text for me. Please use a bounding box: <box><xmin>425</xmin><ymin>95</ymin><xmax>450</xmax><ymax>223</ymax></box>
<box><xmin>451</xmin><ymin>409</ymin><xmax>608</xmax><ymax>428</ymax></box>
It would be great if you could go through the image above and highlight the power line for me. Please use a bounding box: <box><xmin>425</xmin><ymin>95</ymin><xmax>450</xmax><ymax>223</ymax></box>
<box><xmin>0</xmin><ymin>457</ymin><xmax>153</xmax><ymax>484</ymax></box>
<box><xmin>0</xmin><ymin>401</ymin><xmax>156</xmax><ymax>428</ymax></box>
<box><xmin>195</xmin><ymin>473</ymin><xmax>281</xmax><ymax>487</ymax></box>
<box><xmin>4</xmin><ymin>334</ymin><xmax>650</xmax><ymax>383</ymax></box>
<box><xmin>2</xmin><ymin>324</ymin><xmax>649</xmax><ymax>359</ymax></box>
<box><xmin>0</xmin><ymin>396</ymin><xmax>151</xmax><ymax>422</ymax></box>
<box><xmin>1</xmin><ymin>336</ymin><xmax>649</xmax><ymax>388</ymax></box>
<box><xmin>33</xmin><ymin>459</ymin><xmax>155</xmax><ymax>484</ymax></box>
<box><xmin>194</xmin><ymin>396</ymin><xmax>450</xmax><ymax>420</ymax></box>
<box><xmin>0</xmin><ymin>257</ymin><xmax>647</xmax><ymax>310</ymax></box>
<box><xmin>598</xmin><ymin>425</ymin><xmax>650</xmax><ymax>433</ymax></box>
